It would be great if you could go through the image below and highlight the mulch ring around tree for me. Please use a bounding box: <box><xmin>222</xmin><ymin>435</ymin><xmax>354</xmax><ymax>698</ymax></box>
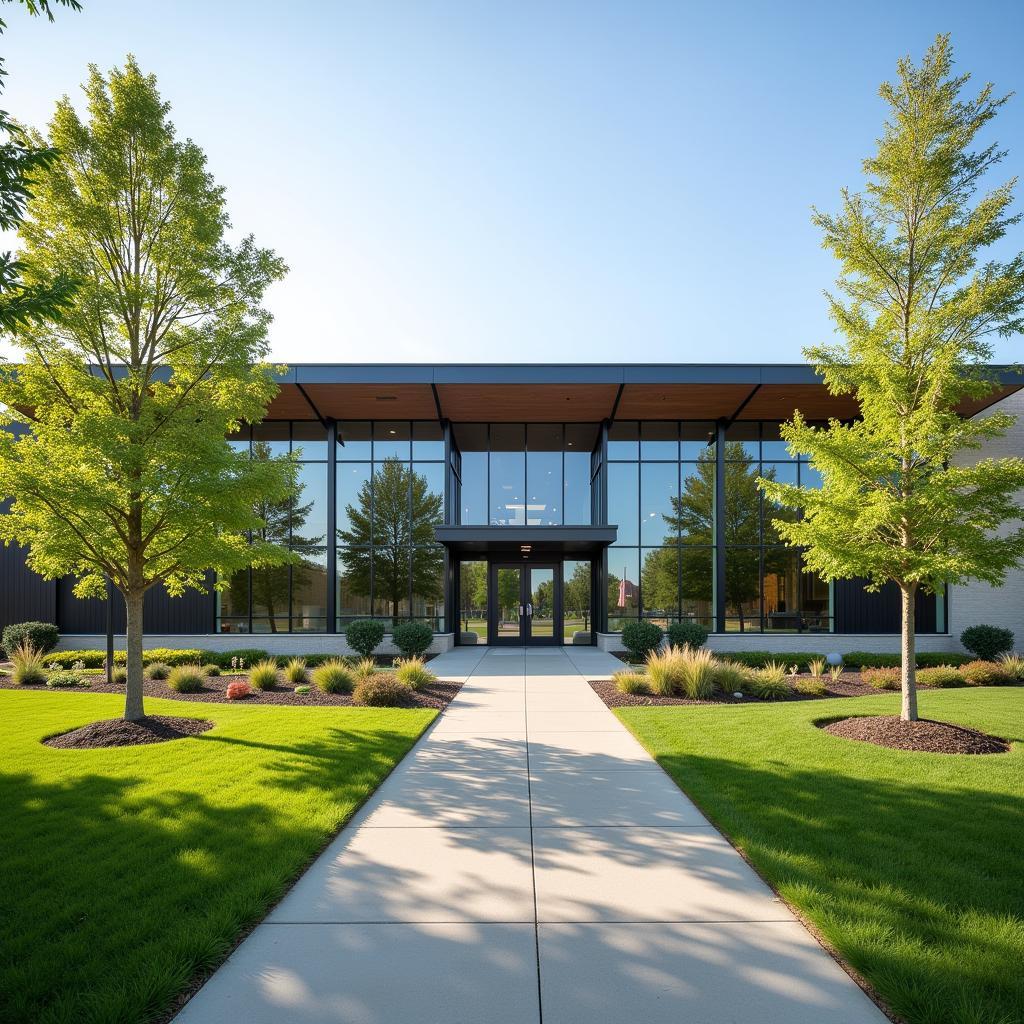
<box><xmin>591</xmin><ymin>674</ymin><xmax>875</xmax><ymax>708</ymax></box>
<box><xmin>43</xmin><ymin>715</ymin><xmax>214</xmax><ymax>749</ymax></box>
<box><xmin>820</xmin><ymin>715</ymin><xmax>1009</xmax><ymax>754</ymax></box>
<box><xmin>4</xmin><ymin>674</ymin><xmax>463</xmax><ymax>710</ymax></box>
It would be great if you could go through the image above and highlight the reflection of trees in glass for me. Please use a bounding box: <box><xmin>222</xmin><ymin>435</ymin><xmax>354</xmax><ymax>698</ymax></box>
<box><xmin>337</xmin><ymin>458</ymin><xmax>444</xmax><ymax>623</ymax></box>
<box><xmin>655</xmin><ymin>443</ymin><xmax>792</xmax><ymax>629</ymax></box>
<box><xmin>533</xmin><ymin>578</ymin><xmax>553</xmax><ymax>616</ymax></box>
<box><xmin>563</xmin><ymin>562</ymin><xmax>591</xmax><ymax>630</ymax></box>
<box><xmin>459</xmin><ymin>561</ymin><xmax>487</xmax><ymax>630</ymax></box>
<box><xmin>496</xmin><ymin>568</ymin><xmax>520</xmax><ymax>620</ymax></box>
<box><xmin>230</xmin><ymin>441</ymin><xmax>324</xmax><ymax>632</ymax></box>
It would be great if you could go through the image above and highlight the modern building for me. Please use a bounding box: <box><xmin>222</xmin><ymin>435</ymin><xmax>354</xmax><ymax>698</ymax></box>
<box><xmin>2</xmin><ymin>363</ymin><xmax>1021</xmax><ymax>656</ymax></box>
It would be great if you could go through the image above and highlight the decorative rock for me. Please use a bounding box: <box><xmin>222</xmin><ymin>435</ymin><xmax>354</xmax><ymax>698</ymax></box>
<box><xmin>826</xmin><ymin>652</ymin><xmax>844</xmax><ymax>666</ymax></box>
<box><xmin>732</xmin><ymin>691</ymin><xmax>744</xmax><ymax>699</ymax></box>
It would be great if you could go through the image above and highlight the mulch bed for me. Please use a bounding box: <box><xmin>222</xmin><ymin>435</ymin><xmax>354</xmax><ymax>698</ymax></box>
<box><xmin>821</xmin><ymin>715</ymin><xmax>1009</xmax><ymax>754</ymax></box>
<box><xmin>44</xmin><ymin>714</ymin><xmax>214</xmax><ymax>749</ymax></box>
<box><xmin>591</xmin><ymin>673</ymin><xmax>876</xmax><ymax>708</ymax></box>
<box><xmin>2</xmin><ymin>674</ymin><xmax>463</xmax><ymax>711</ymax></box>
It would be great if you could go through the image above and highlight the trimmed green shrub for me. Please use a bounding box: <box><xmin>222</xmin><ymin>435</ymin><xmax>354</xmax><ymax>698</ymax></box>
<box><xmin>111</xmin><ymin>665</ymin><xmax>128</xmax><ymax>684</ymax></box>
<box><xmin>395</xmin><ymin>657</ymin><xmax>436</xmax><ymax>690</ymax></box>
<box><xmin>143</xmin><ymin>662</ymin><xmax>171</xmax><ymax>681</ymax></box>
<box><xmin>613</xmin><ymin>670</ymin><xmax>649</xmax><ymax>695</ymax></box>
<box><xmin>249</xmin><ymin>659</ymin><xmax>280</xmax><ymax>691</ymax></box>
<box><xmin>207</xmin><ymin>648</ymin><xmax>270</xmax><ymax>670</ymax></box>
<box><xmin>917</xmin><ymin>665</ymin><xmax>965</xmax><ymax>688</ymax></box>
<box><xmin>43</xmin><ymin>649</ymin><xmax>112</xmax><ymax>668</ymax></box>
<box><xmin>46</xmin><ymin>671</ymin><xmax>85</xmax><ymax>688</ymax></box>
<box><xmin>666</xmin><ymin>621</ymin><xmax>709</xmax><ymax>650</ymax></box>
<box><xmin>167</xmin><ymin>665</ymin><xmax>205</xmax><ymax>693</ymax></box>
<box><xmin>861</xmin><ymin>666</ymin><xmax>900</xmax><ymax>690</ymax></box>
<box><xmin>10</xmin><ymin>641</ymin><xmax>47</xmax><ymax>685</ymax></box>
<box><xmin>2</xmin><ymin>621</ymin><xmax>59</xmax><ymax>656</ymax></box>
<box><xmin>201</xmin><ymin>663</ymin><xmax>221</xmax><ymax>677</ymax></box>
<box><xmin>313</xmin><ymin>658</ymin><xmax>356</xmax><ymax>694</ymax></box>
<box><xmin>961</xmin><ymin>659</ymin><xmax>1014</xmax><ymax>686</ymax></box>
<box><xmin>41</xmin><ymin>648</ymin><xmax>213</xmax><ymax>668</ymax></box>
<box><xmin>345</xmin><ymin>619</ymin><xmax>387</xmax><ymax>658</ymax></box>
<box><xmin>960</xmin><ymin>625</ymin><xmax>1015</xmax><ymax>662</ymax></box>
<box><xmin>392</xmin><ymin>621</ymin><xmax>433</xmax><ymax>658</ymax></box>
<box><xmin>917</xmin><ymin>652</ymin><xmax>973</xmax><ymax>668</ymax></box>
<box><xmin>139</xmin><ymin>648</ymin><xmax>208</xmax><ymax>667</ymax></box>
<box><xmin>794</xmin><ymin>676</ymin><xmax>827</xmax><ymax>696</ymax></box>
<box><xmin>621</xmin><ymin>621</ymin><xmax>663</xmax><ymax>661</ymax></box>
<box><xmin>353</xmin><ymin>673</ymin><xmax>412</xmax><ymax>707</ymax></box>
<box><xmin>718</xmin><ymin>651</ymin><xmax>821</xmax><ymax>671</ymax></box>
<box><xmin>283</xmin><ymin>658</ymin><xmax>308</xmax><ymax>685</ymax></box>
<box><xmin>294</xmin><ymin>684</ymin><xmax>311</xmax><ymax>695</ymax></box>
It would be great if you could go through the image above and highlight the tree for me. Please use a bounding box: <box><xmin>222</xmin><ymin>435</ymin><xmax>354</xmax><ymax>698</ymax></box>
<box><xmin>563</xmin><ymin>561</ymin><xmax>591</xmax><ymax>630</ymax></box>
<box><xmin>0</xmin><ymin>59</ymin><xmax>292</xmax><ymax>721</ymax></box>
<box><xmin>760</xmin><ymin>36</ymin><xmax>1024</xmax><ymax>721</ymax></box>
<box><xmin>337</xmin><ymin>458</ymin><xmax>443</xmax><ymax>623</ymax></box>
<box><xmin>0</xmin><ymin>1</ymin><xmax>81</xmax><ymax>330</ymax></box>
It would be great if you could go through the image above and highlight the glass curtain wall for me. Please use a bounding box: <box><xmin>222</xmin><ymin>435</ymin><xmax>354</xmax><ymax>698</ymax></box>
<box><xmin>452</xmin><ymin>423</ymin><xmax>597</xmax><ymax>526</ymax></box>
<box><xmin>336</xmin><ymin>421</ymin><xmax>446</xmax><ymax>631</ymax></box>
<box><xmin>217</xmin><ymin>422</ymin><xmax>329</xmax><ymax>633</ymax></box>
<box><xmin>607</xmin><ymin>422</ymin><xmax>717</xmax><ymax>632</ymax></box>
<box><xmin>216</xmin><ymin>420</ymin><xmax>445</xmax><ymax>634</ymax></box>
<box><xmin>723</xmin><ymin>422</ymin><xmax>830</xmax><ymax>632</ymax></box>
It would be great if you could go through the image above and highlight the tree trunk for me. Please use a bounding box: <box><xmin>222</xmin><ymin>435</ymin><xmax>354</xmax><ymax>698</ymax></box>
<box><xmin>900</xmin><ymin>582</ymin><xmax>918</xmax><ymax>722</ymax></box>
<box><xmin>124</xmin><ymin>587</ymin><xmax>146</xmax><ymax>722</ymax></box>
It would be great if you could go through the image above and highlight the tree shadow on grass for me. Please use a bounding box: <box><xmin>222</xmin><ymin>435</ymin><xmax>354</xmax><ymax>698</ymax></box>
<box><xmin>0</xmin><ymin>723</ymin><xmax>422</xmax><ymax>1024</ymax></box>
<box><xmin>650</xmin><ymin>748</ymin><xmax>1024</xmax><ymax>1024</ymax></box>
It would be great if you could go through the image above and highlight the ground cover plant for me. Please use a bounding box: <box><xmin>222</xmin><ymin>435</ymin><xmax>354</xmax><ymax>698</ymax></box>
<box><xmin>616</xmin><ymin>688</ymin><xmax>1024</xmax><ymax>1024</ymax></box>
<box><xmin>0</xmin><ymin>689</ymin><xmax>433</xmax><ymax>1024</ymax></box>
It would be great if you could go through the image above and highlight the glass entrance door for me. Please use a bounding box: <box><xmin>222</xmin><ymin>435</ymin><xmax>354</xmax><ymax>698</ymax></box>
<box><xmin>489</xmin><ymin>563</ymin><xmax>561</xmax><ymax>645</ymax></box>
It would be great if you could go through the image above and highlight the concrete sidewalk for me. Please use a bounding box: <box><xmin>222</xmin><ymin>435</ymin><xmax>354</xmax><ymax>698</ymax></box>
<box><xmin>176</xmin><ymin>646</ymin><xmax>886</xmax><ymax>1024</ymax></box>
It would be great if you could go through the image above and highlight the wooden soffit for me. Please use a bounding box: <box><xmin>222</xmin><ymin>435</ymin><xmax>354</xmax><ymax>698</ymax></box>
<box><xmin>435</xmin><ymin>383</ymin><xmax>620</xmax><ymax>422</ymax></box>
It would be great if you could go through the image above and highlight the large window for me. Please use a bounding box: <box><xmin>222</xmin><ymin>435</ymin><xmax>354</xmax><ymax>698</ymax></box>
<box><xmin>451</xmin><ymin>423</ymin><xmax>598</xmax><ymax>526</ymax></box>
<box><xmin>336</xmin><ymin>420</ymin><xmax>446</xmax><ymax>631</ymax></box>
<box><xmin>217</xmin><ymin>422</ymin><xmax>329</xmax><ymax>634</ymax></box>
<box><xmin>606</xmin><ymin>420</ymin><xmax>830</xmax><ymax>633</ymax></box>
<box><xmin>216</xmin><ymin>419</ymin><xmax>445</xmax><ymax>634</ymax></box>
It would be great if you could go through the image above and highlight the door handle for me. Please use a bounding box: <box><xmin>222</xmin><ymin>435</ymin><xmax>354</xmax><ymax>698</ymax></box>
<box><xmin>519</xmin><ymin>604</ymin><xmax>525</xmax><ymax>617</ymax></box>
<box><xmin>527</xmin><ymin>603</ymin><xmax>534</xmax><ymax>617</ymax></box>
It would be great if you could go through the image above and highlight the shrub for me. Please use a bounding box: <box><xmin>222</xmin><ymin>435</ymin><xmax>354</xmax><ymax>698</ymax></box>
<box><xmin>961</xmin><ymin>659</ymin><xmax>1014</xmax><ymax>687</ymax></box>
<box><xmin>207</xmin><ymin>648</ymin><xmax>270</xmax><ymax>670</ymax></box>
<box><xmin>645</xmin><ymin>645</ymin><xmax>686</xmax><ymax>696</ymax></box>
<box><xmin>313</xmin><ymin>658</ymin><xmax>356</xmax><ymax>694</ymax></box>
<box><xmin>808</xmin><ymin>658</ymin><xmax>825</xmax><ymax>678</ymax></box>
<box><xmin>282</xmin><ymin>658</ymin><xmax>308</xmax><ymax>685</ymax></box>
<box><xmin>140</xmin><ymin>647</ymin><xmax>208</xmax><ymax>667</ymax></box>
<box><xmin>613</xmin><ymin>670</ymin><xmax>649</xmax><ymax>695</ymax></box>
<box><xmin>666</xmin><ymin>621</ymin><xmax>709</xmax><ymax>650</ymax></box>
<box><xmin>345</xmin><ymin>619</ymin><xmax>387</xmax><ymax>658</ymax></box>
<box><xmin>917</xmin><ymin>665</ymin><xmax>965</xmax><ymax>688</ymax></box>
<box><xmin>749</xmin><ymin>661</ymin><xmax>791</xmax><ymax>700</ymax></box>
<box><xmin>710</xmin><ymin>660</ymin><xmax>752</xmax><ymax>694</ymax></box>
<box><xmin>353</xmin><ymin>672</ymin><xmax>412</xmax><ymax>707</ymax></box>
<box><xmin>861</xmin><ymin>666</ymin><xmax>900</xmax><ymax>690</ymax></box>
<box><xmin>715</xmin><ymin>651</ymin><xmax>821</xmax><ymax>671</ymax></box>
<box><xmin>249</xmin><ymin>659</ymin><xmax>280</xmax><ymax>691</ymax></box>
<box><xmin>840</xmin><ymin>651</ymin><xmax>972</xmax><ymax>669</ymax></box>
<box><xmin>2</xmin><ymin>621</ymin><xmax>59</xmax><ymax>656</ymax></box>
<box><xmin>202</xmin><ymin>663</ymin><xmax>221</xmax><ymax>677</ymax></box>
<box><xmin>111</xmin><ymin>665</ymin><xmax>128</xmax><ymax>684</ymax></box>
<box><xmin>794</xmin><ymin>677</ymin><xmax>827</xmax><ymax>696</ymax></box>
<box><xmin>225</xmin><ymin>680</ymin><xmax>251</xmax><ymax>700</ymax></box>
<box><xmin>998</xmin><ymin>653</ymin><xmax>1024</xmax><ymax>681</ymax></box>
<box><xmin>167</xmin><ymin>665</ymin><xmax>205</xmax><ymax>693</ymax></box>
<box><xmin>46</xmin><ymin>670</ymin><xmax>85</xmax><ymax>688</ymax></box>
<box><xmin>10</xmin><ymin>641</ymin><xmax>47</xmax><ymax>685</ymax></box>
<box><xmin>395</xmin><ymin>656</ymin><xmax>436</xmax><ymax>690</ymax></box>
<box><xmin>960</xmin><ymin>625</ymin><xmax>1015</xmax><ymax>662</ymax></box>
<box><xmin>392</xmin><ymin>621</ymin><xmax>433</xmax><ymax>658</ymax></box>
<box><xmin>144</xmin><ymin>662</ymin><xmax>171</xmax><ymax>681</ymax></box>
<box><xmin>294</xmin><ymin>684</ymin><xmax>311</xmax><ymax>695</ymax></box>
<box><xmin>43</xmin><ymin>649</ymin><xmax>110</xmax><ymax>668</ymax></box>
<box><xmin>621</xmin><ymin>621</ymin><xmax>663</xmax><ymax>661</ymax></box>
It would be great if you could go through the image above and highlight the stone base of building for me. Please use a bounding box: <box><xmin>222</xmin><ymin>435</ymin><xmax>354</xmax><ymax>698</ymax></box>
<box><xmin>54</xmin><ymin>633</ymin><xmax>457</xmax><ymax>658</ymax></box>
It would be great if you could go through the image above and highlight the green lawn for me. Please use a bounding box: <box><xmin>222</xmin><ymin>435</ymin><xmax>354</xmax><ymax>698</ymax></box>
<box><xmin>617</xmin><ymin>688</ymin><xmax>1024</xmax><ymax>1024</ymax></box>
<box><xmin>0</xmin><ymin>690</ymin><xmax>434</xmax><ymax>1024</ymax></box>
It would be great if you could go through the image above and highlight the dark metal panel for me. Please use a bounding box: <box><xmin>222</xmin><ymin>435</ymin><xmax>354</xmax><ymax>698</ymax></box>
<box><xmin>58</xmin><ymin>576</ymin><xmax>216</xmax><ymax>636</ymax></box>
<box><xmin>0</xmin><ymin>540</ymin><xmax>56</xmax><ymax>633</ymax></box>
<box><xmin>834</xmin><ymin>578</ymin><xmax>939</xmax><ymax>634</ymax></box>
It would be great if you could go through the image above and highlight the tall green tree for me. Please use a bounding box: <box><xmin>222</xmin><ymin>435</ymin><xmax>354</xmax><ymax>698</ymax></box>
<box><xmin>0</xmin><ymin>58</ymin><xmax>292</xmax><ymax>721</ymax></box>
<box><xmin>338</xmin><ymin>458</ymin><xmax>444</xmax><ymax>623</ymax></box>
<box><xmin>0</xmin><ymin>1</ymin><xmax>80</xmax><ymax>330</ymax></box>
<box><xmin>761</xmin><ymin>35</ymin><xmax>1024</xmax><ymax>721</ymax></box>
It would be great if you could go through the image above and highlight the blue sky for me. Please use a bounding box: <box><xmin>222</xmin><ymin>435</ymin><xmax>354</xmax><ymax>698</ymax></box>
<box><xmin>3</xmin><ymin>0</ymin><xmax>1023</xmax><ymax>364</ymax></box>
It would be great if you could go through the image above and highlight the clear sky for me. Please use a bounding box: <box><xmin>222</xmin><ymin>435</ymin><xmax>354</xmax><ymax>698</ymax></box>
<box><xmin>3</xmin><ymin>0</ymin><xmax>1023</xmax><ymax>364</ymax></box>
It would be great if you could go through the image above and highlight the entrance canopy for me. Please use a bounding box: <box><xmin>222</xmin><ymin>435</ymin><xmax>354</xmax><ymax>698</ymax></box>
<box><xmin>435</xmin><ymin>525</ymin><xmax>616</xmax><ymax>556</ymax></box>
